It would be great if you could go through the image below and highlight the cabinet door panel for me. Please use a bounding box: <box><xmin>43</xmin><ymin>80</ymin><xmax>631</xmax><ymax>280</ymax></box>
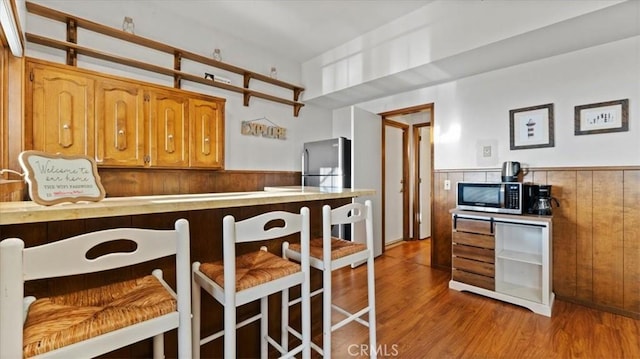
<box><xmin>95</xmin><ymin>79</ymin><xmax>145</xmax><ymax>167</ymax></box>
<box><xmin>28</xmin><ymin>63</ymin><xmax>94</xmax><ymax>156</ymax></box>
<box><xmin>150</xmin><ymin>91</ymin><xmax>188</xmax><ymax>167</ymax></box>
<box><xmin>189</xmin><ymin>98</ymin><xmax>224</xmax><ymax>168</ymax></box>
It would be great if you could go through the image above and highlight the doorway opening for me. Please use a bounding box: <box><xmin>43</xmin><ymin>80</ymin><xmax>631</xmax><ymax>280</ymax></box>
<box><xmin>379</xmin><ymin>104</ymin><xmax>434</xmax><ymax>259</ymax></box>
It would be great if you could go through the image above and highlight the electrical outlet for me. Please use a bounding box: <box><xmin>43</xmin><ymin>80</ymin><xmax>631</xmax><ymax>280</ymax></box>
<box><xmin>444</xmin><ymin>179</ymin><xmax>451</xmax><ymax>190</ymax></box>
<box><xmin>482</xmin><ymin>145</ymin><xmax>492</xmax><ymax>158</ymax></box>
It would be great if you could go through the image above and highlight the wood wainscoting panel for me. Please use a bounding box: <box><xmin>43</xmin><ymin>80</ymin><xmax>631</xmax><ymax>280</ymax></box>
<box><xmin>434</xmin><ymin>166</ymin><xmax>639</xmax><ymax>318</ymax></box>
<box><xmin>432</xmin><ymin>171</ymin><xmax>463</xmax><ymax>270</ymax></box>
<box><xmin>576</xmin><ymin>171</ymin><xmax>594</xmax><ymax>302</ymax></box>
<box><xmin>623</xmin><ymin>170</ymin><xmax>640</xmax><ymax>313</ymax></box>
<box><xmin>548</xmin><ymin>171</ymin><xmax>577</xmax><ymax>299</ymax></box>
<box><xmin>98</xmin><ymin>168</ymin><xmax>301</xmax><ymax>197</ymax></box>
<box><xmin>592</xmin><ymin>171</ymin><xmax>624</xmax><ymax>309</ymax></box>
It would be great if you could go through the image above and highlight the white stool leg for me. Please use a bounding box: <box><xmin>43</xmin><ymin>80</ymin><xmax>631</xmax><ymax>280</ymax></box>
<box><xmin>261</xmin><ymin>296</ymin><xmax>268</xmax><ymax>359</ymax></box>
<box><xmin>224</xmin><ymin>294</ymin><xmax>236</xmax><ymax>358</ymax></box>
<box><xmin>302</xmin><ymin>267</ymin><xmax>311</xmax><ymax>359</ymax></box>
<box><xmin>281</xmin><ymin>288</ymin><xmax>289</xmax><ymax>352</ymax></box>
<box><xmin>152</xmin><ymin>334</ymin><xmax>163</xmax><ymax>359</ymax></box>
<box><xmin>191</xmin><ymin>264</ymin><xmax>202</xmax><ymax>359</ymax></box>
<box><xmin>367</xmin><ymin>254</ymin><xmax>377</xmax><ymax>359</ymax></box>
<box><xmin>322</xmin><ymin>264</ymin><xmax>332</xmax><ymax>358</ymax></box>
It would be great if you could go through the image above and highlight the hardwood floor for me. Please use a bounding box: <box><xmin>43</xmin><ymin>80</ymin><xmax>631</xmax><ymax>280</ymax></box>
<box><xmin>323</xmin><ymin>239</ymin><xmax>640</xmax><ymax>358</ymax></box>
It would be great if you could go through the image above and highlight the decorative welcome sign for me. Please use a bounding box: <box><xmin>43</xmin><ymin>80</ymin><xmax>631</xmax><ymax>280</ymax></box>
<box><xmin>241</xmin><ymin>117</ymin><xmax>287</xmax><ymax>140</ymax></box>
<box><xmin>18</xmin><ymin>151</ymin><xmax>106</xmax><ymax>206</ymax></box>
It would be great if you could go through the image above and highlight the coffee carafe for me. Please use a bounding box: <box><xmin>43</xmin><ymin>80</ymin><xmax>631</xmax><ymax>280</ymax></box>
<box><xmin>501</xmin><ymin>161</ymin><xmax>521</xmax><ymax>182</ymax></box>
<box><xmin>530</xmin><ymin>185</ymin><xmax>560</xmax><ymax>215</ymax></box>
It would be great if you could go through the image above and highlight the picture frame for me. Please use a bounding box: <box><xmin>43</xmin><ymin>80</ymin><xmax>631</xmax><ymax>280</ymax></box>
<box><xmin>574</xmin><ymin>99</ymin><xmax>628</xmax><ymax>135</ymax></box>
<box><xmin>509</xmin><ymin>103</ymin><xmax>554</xmax><ymax>150</ymax></box>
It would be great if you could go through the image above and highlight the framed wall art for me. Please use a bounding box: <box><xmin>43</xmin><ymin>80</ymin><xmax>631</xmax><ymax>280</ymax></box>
<box><xmin>509</xmin><ymin>103</ymin><xmax>554</xmax><ymax>150</ymax></box>
<box><xmin>18</xmin><ymin>150</ymin><xmax>106</xmax><ymax>206</ymax></box>
<box><xmin>574</xmin><ymin>99</ymin><xmax>628</xmax><ymax>135</ymax></box>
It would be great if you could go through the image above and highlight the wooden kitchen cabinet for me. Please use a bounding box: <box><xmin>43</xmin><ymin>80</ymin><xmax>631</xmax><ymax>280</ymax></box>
<box><xmin>450</xmin><ymin>210</ymin><xmax>554</xmax><ymax>316</ymax></box>
<box><xmin>95</xmin><ymin>77</ymin><xmax>146</xmax><ymax>167</ymax></box>
<box><xmin>26</xmin><ymin>61</ymin><xmax>95</xmax><ymax>156</ymax></box>
<box><xmin>26</xmin><ymin>58</ymin><xmax>225</xmax><ymax>170</ymax></box>
<box><xmin>148</xmin><ymin>90</ymin><xmax>189</xmax><ymax>168</ymax></box>
<box><xmin>189</xmin><ymin>98</ymin><xmax>224</xmax><ymax>169</ymax></box>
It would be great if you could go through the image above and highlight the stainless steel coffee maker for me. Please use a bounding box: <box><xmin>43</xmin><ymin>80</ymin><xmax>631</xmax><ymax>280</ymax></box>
<box><xmin>526</xmin><ymin>184</ymin><xmax>560</xmax><ymax>215</ymax></box>
<box><xmin>501</xmin><ymin>161</ymin><xmax>521</xmax><ymax>182</ymax></box>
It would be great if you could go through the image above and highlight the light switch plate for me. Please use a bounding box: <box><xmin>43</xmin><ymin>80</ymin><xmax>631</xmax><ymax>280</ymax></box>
<box><xmin>444</xmin><ymin>179</ymin><xmax>451</xmax><ymax>190</ymax></box>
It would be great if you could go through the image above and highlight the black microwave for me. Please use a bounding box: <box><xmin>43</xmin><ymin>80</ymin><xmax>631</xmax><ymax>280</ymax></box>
<box><xmin>456</xmin><ymin>182</ymin><xmax>523</xmax><ymax>214</ymax></box>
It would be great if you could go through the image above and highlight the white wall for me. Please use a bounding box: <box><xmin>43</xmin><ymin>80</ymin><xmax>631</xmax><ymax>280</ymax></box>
<box><xmin>23</xmin><ymin>0</ymin><xmax>332</xmax><ymax>171</ymax></box>
<box><xmin>358</xmin><ymin>36</ymin><xmax>640</xmax><ymax>169</ymax></box>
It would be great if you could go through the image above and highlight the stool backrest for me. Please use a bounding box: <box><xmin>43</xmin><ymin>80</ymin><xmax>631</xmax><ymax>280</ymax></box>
<box><xmin>0</xmin><ymin>218</ymin><xmax>191</xmax><ymax>358</ymax></box>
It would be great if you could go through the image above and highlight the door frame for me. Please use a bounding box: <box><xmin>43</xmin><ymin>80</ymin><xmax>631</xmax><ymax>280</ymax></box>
<box><xmin>380</xmin><ymin>103</ymin><xmax>435</xmax><ymax>244</ymax></box>
<box><xmin>413</xmin><ymin>121</ymin><xmax>433</xmax><ymax>240</ymax></box>
<box><xmin>380</xmin><ymin>117</ymin><xmax>410</xmax><ymax>250</ymax></box>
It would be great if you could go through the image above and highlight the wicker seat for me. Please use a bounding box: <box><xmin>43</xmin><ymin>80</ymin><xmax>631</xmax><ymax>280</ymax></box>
<box><xmin>0</xmin><ymin>219</ymin><xmax>192</xmax><ymax>359</ymax></box>
<box><xmin>192</xmin><ymin>208</ymin><xmax>311</xmax><ymax>359</ymax></box>
<box><xmin>283</xmin><ymin>200</ymin><xmax>377</xmax><ymax>358</ymax></box>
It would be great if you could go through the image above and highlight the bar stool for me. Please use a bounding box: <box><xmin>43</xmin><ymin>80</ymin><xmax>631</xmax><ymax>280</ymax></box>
<box><xmin>0</xmin><ymin>219</ymin><xmax>192</xmax><ymax>359</ymax></box>
<box><xmin>191</xmin><ymin>208</ymin><xmax>311</xmax><ymax>359</ymax></box>
<box><xmin>282</xmin><ymin>200</ymin><xmax>377</xmax><ymax>358</ymax></box>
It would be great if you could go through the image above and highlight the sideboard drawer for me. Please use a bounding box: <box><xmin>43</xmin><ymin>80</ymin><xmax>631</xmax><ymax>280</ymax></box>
<box><xmin>452</xmin><ymin>231</ymin><xmax>494</xmax><ymax>249</ymax></box>
<box><xmin>452</xmin><ymin>269</ymin><xmax>495</xmax><ymax>291</ymax></box>
<box><xmin>454</xmin><ymin>217</ymin><xmax>494</xmax><ymax>235</ymax></box>
<box><xmin>453</xmin><ymin>243</ymin><xmax>495</xmax><ymax>264</ymax></box>
<box><xmin>453</xmin><ymin>256</ymin><xmax>494</xmax><ymax>278</ymax></box>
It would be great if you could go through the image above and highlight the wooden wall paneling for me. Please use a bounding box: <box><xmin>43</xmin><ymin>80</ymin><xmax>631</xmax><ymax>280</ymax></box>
<box><xmin>548</xmin><ymin>171</ymin><xmax>577</xmax><ymax>298</ymax></box>
<box><xmin>531</xmin><ymin>170</ymin><xmax>548</xmax><ymax>185</ymax></box>
<box><xmin>431</xmin><ymin>171</ymin><xmax>463</xmax><ymax>270</ymax></box>
<box><xmin>592</xmin><ymin>170</ymin><xmax>624</xmax><ymax>308</ymax></box>
<box><xmin>576</xmin><ymin>171</ymin><xmax>594</xmax><ymax>302</ymax></box>
<box><xmin>623</xmin><ymin>170</ymin><xmax>640</xmax><ymax>313</ymax></box>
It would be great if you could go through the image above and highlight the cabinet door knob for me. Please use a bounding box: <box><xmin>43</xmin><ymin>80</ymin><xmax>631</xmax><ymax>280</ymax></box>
<box><xmin>118</xmin><ymin>130</ymin><xmax>125</xmax><ymax>135</ymax></box>
<box><xmin>167</xmin><ymin>134</ymin><xmax>173</xmax><ymax>139</ymax></box>
<box><xmin>62</xmin><ymin>124</ymin><xmax>70</xmax><ymax>129</ymax></box>
<box><xmin>204</xmin><ymin>137</ymin><xmax>209</xmax><ymax>142</ymax></box>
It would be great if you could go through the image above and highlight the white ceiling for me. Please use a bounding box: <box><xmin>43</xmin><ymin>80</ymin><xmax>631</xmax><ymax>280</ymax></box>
<box><xmin>148</xmin><ymin>0</ymin><xmax>639</xmax><ymax>109</ymax></box>
<box><xmin>151</xmin><ymin>0</ymin><xmax>433</xmax><ymax>63</ymax></box>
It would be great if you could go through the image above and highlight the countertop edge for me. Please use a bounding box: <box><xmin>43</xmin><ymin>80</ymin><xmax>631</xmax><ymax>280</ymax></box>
<box><xmin>0</xmin><ymin>187</ymin><xmax>376</xmax><ymax>225</ymax></box>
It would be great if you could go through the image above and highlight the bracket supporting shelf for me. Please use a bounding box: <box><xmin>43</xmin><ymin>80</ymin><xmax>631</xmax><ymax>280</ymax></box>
<box><xmin>26</xmin><ymin>1</ymin><xmax>305</xmax><ymax>117</ymax></box>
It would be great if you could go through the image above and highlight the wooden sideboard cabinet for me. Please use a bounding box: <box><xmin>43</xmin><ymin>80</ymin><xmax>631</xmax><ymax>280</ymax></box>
<box><xmin>27</xmin><ymin>61</ymin><xmax>95</xmax><ymax>156</ymax></box>
<box><xmin>450</xmin><ymin>210</ymin><xmax>554</xmax><ymax>316</ymax></box>
<box><xmin>26</xmin><ymin>58</ymin><xmax>225</xmax><ymax>170</ymax></box>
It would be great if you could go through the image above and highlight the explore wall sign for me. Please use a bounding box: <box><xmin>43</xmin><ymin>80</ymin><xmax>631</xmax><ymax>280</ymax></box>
<box><xmin>241</xmin><ymin>117</ymin><xmax>287</xmax><ymax>140</ymax></box>
<box><xmin>18</xmin><ymin>151</ymin><xmax>106</xmax><ymax>206</ymax></box>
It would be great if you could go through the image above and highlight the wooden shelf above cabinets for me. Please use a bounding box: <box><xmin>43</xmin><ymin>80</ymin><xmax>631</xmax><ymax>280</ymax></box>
<box><xmin>25</xmin><ymin>1</ymin><xmax>305</xmax><ymax>117</ymax></box>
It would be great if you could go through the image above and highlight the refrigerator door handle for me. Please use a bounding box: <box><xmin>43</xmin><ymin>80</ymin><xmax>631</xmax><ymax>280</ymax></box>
<box><xmin>302</xmin><ymin>149</ymin><xmax>309</xmax><ymax>175</ymax></box>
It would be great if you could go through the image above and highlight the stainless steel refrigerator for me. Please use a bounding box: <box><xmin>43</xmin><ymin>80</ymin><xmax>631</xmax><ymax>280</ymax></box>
<box><xmin>302</xmin><ymin>137</ymin><xmax>351</xmax><ymax>189</ymax></box>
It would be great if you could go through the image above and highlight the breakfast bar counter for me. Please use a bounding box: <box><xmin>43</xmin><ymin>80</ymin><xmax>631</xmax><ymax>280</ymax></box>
<box><xmin>0</xmin><ymin>186</ymin><xmax>374</xmax><ymax>225</ymax></box>
<box><xmin>0</xmin><ymin>186</ymin><xmax>374</xmax><ymax>358</ymax></box>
